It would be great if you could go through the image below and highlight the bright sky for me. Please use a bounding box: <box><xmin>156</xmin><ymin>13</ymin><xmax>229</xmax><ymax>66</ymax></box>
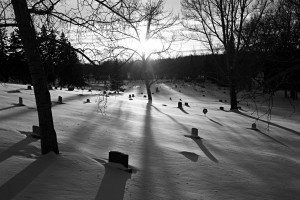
<box><xmin>66</xmin><ymin>0</ymin><xmax>205</xmax><ymax>61</ymax></box>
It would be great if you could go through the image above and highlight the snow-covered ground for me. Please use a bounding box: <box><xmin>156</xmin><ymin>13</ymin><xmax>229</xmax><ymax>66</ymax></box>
<box><xmin>0</xmin><ymin>81</ymin><xmax>299</xmax><ymax>200</ymax></box>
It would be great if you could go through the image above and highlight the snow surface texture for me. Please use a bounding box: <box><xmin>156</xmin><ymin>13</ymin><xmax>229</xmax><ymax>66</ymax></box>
<box><xmin>0</xmin><ymin>82</ymin><xmax>299</xmax><ymax>200</ymax></box>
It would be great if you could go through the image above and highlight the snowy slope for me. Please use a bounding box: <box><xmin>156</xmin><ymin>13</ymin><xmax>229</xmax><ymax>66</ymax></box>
<box><xmin>0</xmin><ymin>82</ymin><xmax>299</xmax><ymax>200</ymax></box>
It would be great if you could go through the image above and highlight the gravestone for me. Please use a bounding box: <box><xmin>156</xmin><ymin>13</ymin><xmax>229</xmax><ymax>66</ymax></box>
<box><xmin>27</xmin><ymin>85</ymin><xmax>32</xmax><ymax>90</ymax></box>
<box><xmin>32</xmin><ymin>125</ymin><xmax>40</xmax><ymax>138</ymax></box>
<box><xmin>220</xmin><ymin>106</ymin><xmax>224</xmax><ymax>110</ymax></box>
<box><xmin>129</xmin><ymin>94</ymin><xmax>131</xmax><ymax>98</ymax></box>
<box><xmin>191</xmin><ymin>128</ymin><xmax>199</xmax><ymax>138</ymax></box>
<box><xmin>185</xmin><ymin>102</ymin><xmax>189</xmax><ymax>106</ymax></box>
<box><xmin>58</xmin><ymin>96</ymin><xmax>63</xmax><ymax>104</ymax></box>
<box><xmin>144</xmin><ymin>95</ymin><xmax>147</xmax><ymax>98</ymax></box>
<box><xmin>178</xmin><ymin>102</ymin><xmax>182</xmax><ymax>108</ymax></box>
<box><xmin>109</xmin><ymin>151</ymin><xmax>129</xmax><ymax>168</ymax></box>
<box><xmin>251</xmin><ymin>123</ymin><xmax>257</xmax><ymax>130</ymax></box>
<box><xmin>54</xmin><ymin>86</ymin><xmax>58</xmax><ymax>89</ymax></box>
<box><xmin>19</xmin><ymin>97</ymin><xmax>23</xmax><ymax>105</ymax></box>
<box><xmin>86</xmin><ymin>99</ymin><xmax>90</xmax><ymax>103</ymax></box>
<box><xmin>132</xmin><ymin>94</ymin><xmax>135</xmax><ymax>97</ymax></box>
<box><xmin>219</xmin><ymin>100</ymin><xmax>223</xmax><ymax>102</ymax></box>
<box><xmin>156</xmin><ymin>87</ymin><xmax>159</xmax><ymax>92</ymax></box>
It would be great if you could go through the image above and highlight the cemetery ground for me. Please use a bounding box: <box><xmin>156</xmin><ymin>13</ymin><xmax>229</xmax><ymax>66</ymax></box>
<box><xmin>0</xmin><ymin>81</ymin><xmax>299</xmax><ymax>200</ymax></box>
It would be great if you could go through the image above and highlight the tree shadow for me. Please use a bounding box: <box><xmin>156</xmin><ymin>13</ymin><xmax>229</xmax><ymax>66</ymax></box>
<box><xmin>151</xmin><ymin>105</ymin><xmax>190</xmax><ymax>133</ymax></box>
<box><xmin>207</xmin><ymin>117</ymin><xmax>223</xmax><ymax>126</ymax></box>
<box><xmin>0</xmin><ymin>136</ymin><xmax>38</xmax><ymax>163</ymax></box>
<box><xmin>233</xmin><ymin>110</ymin><xmax>300</xmax><ymax>137</ymax></box>
<box><xmin>179</xmin><ymin>151</ymin><xmax>199</xmax><ymax>162</ymax></box>
<box><xmin>190</xmin><ymin>138</ymin><xmax>218</xmax><ymax>163</ymax></box>
<box><xmin>0</xmin><ymin>104</ymin><xmax>23</xmax><ymax>112</ymax></box>
<box><xmin>0</xmin><ymin>153</ymin><xmax>56</xmax><ymax>199</ymax></box>
<box><xmin>246</xmin><ymin>128</ymin><xmax>288</xmax><ymax>147</ymax></box>
<box><xmin>95</xmin><ymin>164</ymin><xmax>131</xmax><ymax>200</ymax></box>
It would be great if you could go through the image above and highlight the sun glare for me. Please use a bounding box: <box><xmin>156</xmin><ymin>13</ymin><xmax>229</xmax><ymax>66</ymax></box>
<box><xmin>138</xmin><ymin>39</ymin><xmax>160</xmax><ymax>57</ymax></box>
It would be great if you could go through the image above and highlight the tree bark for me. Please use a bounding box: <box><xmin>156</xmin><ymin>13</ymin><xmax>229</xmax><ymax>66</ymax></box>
<box><xmin>142</xmin><ymin>54</ymin><xmax>152</xmax><ymax>101</ymax></box>
<box><xmin>11</xmin><ymin>0</ymin><xmax>59</xmax><ymax>154</ymax></box>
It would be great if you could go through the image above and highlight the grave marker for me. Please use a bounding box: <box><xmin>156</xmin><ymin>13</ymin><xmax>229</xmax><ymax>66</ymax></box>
<box><xmin>58</xmin><ymin>96</ymin><xmax>63</xmax><ymax>104</ymax></box>
<box><xmin>109</xmin><ymin>151</ymin><xmax>129</xmax><ymax>168</ymax></box>
<box><xmin>191</xmin><ymin>128</ymin><xmax>200</xmax><ymax>138</ymax></box>
<box><xmin>18</xmin><ymin>97</ymin><xmax>23</xmax><ymax>105</ymax></box>
<box><xmin>178</xmin><ymin>102</ymin><xmax>182</xmax><ymax>108</ymax></box>
<box><xmin>32</xmin><ymin>125</ymin><xmax>40</xmax><ymax>138</ymax></box>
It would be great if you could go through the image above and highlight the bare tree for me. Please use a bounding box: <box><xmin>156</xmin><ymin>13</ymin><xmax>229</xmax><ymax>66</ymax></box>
<box><xmin>84</xmin><ymin>0</ymin><xmax>178</xmax><ymax>101</ymax></box>
<box><xmin>5</xmin><ymin>0</ymin><xmax>60</xmax><ymax>154</ymax></box>
<box><xmin>181</xmin><ymin>0</ymin><xmax>271</xmax><ymax>110</ymax></box>
<box><xmin>0</xmin><ymin>0</ymin><xmax>111</xmax><ymax>154</ymax></box>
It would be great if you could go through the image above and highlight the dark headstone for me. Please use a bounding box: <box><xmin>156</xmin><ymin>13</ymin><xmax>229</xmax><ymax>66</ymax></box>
<box><xmin>132</xmin><ymin>94</ymin><xmax>135</xmax><ymax>97</ymax></box>
<box><xmin>129</xmin><ymin>94</ymin><xmax>131</xmax><ymax>98</ymax></box>
<box><xmin>219</xmin><ymin>100</ymin><xmax>223</xmax><ymax>102</ymax></box>
<box><xmin>144</xmin><ymin>95</ymin><xmax>147</xmax><ymax>98</ymax></box>
<box><xmin>86</xmin><ymin>99</ymin><xmax>90</xmax><ymax>103</ymax></box>
<box><xmin>32</xmin><ymin>125</ymin><xmax>40</xmax><ymax>138</ymax></box>
<box><xmin>220</xmin><ymin>106</ymin><xmax>224</xmax><ymax>110</ymax></box>
<box><xmin>27</xmin><ymin>85</ymin><xmax>32</xmax><ymax>90</ymax></box>
<box><xmin>251</xmin><ymin>123</ymin><xmax>257</xmax><ymax>130</ymax></box>
<box><xmin>19</xmin><ymin>97</ymin><xmax>23</xmax><ymax>105</ymax></box>
<box><xmin>58</xmin><ymin>96</ymin><xmax>63</xmax><ymax>104</ymax></box>
<box><xmin>191</xmin><ymin>128</ymin><xmax>198</xmax><ymax>137</ymax></box>
<box><xmin>54</xmin><ymin>86</ymin><xmax>58</xmax><ymax>89</ymax></box>
<box><xmin>178</xmin><ymin>102</ymin><xmax>182</xmax><ymax>108</ymax></box>
<box><xmin>185</xmin><ymin>102</ymin><xmax>189</xmax><ymax>106</ymax></box>
<box><xmin>203</xmin><ymin>108</ymin><xmax>208</xmax><ymax>115</ymax></box>
<box><xmin>88</xmin><ymin>89</ymin><xmax>92</xmax><ymax>92</ymax></box>
<box><xmin>109</xmin><ymin>151</ymin><xmax>129</xmax><ymax>168</ymax></box>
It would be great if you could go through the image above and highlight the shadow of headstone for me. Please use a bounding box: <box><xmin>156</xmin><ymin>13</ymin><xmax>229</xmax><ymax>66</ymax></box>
<box><xmin>95</xmin><ymin>164</ymin><xmax>131</xmax><ymax>200</ymax></box>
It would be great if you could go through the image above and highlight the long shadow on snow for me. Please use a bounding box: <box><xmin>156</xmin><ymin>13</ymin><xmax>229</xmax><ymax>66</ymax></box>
<box><xmin>137</xmin><ymin>102</ymin><xmax>183</xmax><ymax>199</ymax></box>
<box><xmin>0</xmin><ymin>93</ymin><xmax>89</xmax><ymax>122</ymax></box>
<box><xmin>151</xmin><ymin>105</ymin><xmax>190</xmax><ymax>133</ymax></box>
<box><xmin>233</xmin><ymin>110</ymin><xmax>300</xmax><ymax>137</ymax></box>
<box><xmin>0</xmin><ymin>153</ymin><xmax>56</xmax><ymax>199</ymax></box>
<box><xmin>246</xmin><ymin>128</ymin><xmax>288</xmax><ymax>147</ymax></box>
<box><xmin>95</xmin><ymin>164</ymin><xmax>131</xmax><ymax>200</ymax></box>
<box><xmin>0</xmin><ymin>136</ymin><xmax>38</xmax><ymax>163</ymax></box>
<box><xmin>0</xmin><ymin>104</ymin><xmax>24</xmax><ymax>112</ymax></box>
<box><xmin>191</xmin><ymin>138</ymin><xmax>218</xmax><ymax>163</ymax></box>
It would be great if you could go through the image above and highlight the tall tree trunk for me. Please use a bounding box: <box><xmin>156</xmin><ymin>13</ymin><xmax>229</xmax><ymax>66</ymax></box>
<box><xmin>142</xmin><ymin>54</ymin><xmax>152</xmax><ymax>101</ymax></box>
<box><xmin>12</xmin><ymin>0</ymin><xmax>59</xmax><ymax>154</ymax></box>
<box><xmin>229</xmin><ymin>68</ymin><xmax>238</xmax><ymax>110</ymax></box>
<box><xmin>227</xmin><ymin>34</ymin><xmax>238</xmax><ymax>110</ymax></box>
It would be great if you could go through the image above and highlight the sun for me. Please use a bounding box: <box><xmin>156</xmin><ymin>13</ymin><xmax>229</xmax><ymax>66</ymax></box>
<box><xmin>137</xmin><ymin>38</ymin><xmax>161</xmax><ymax>57</ymax></box>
